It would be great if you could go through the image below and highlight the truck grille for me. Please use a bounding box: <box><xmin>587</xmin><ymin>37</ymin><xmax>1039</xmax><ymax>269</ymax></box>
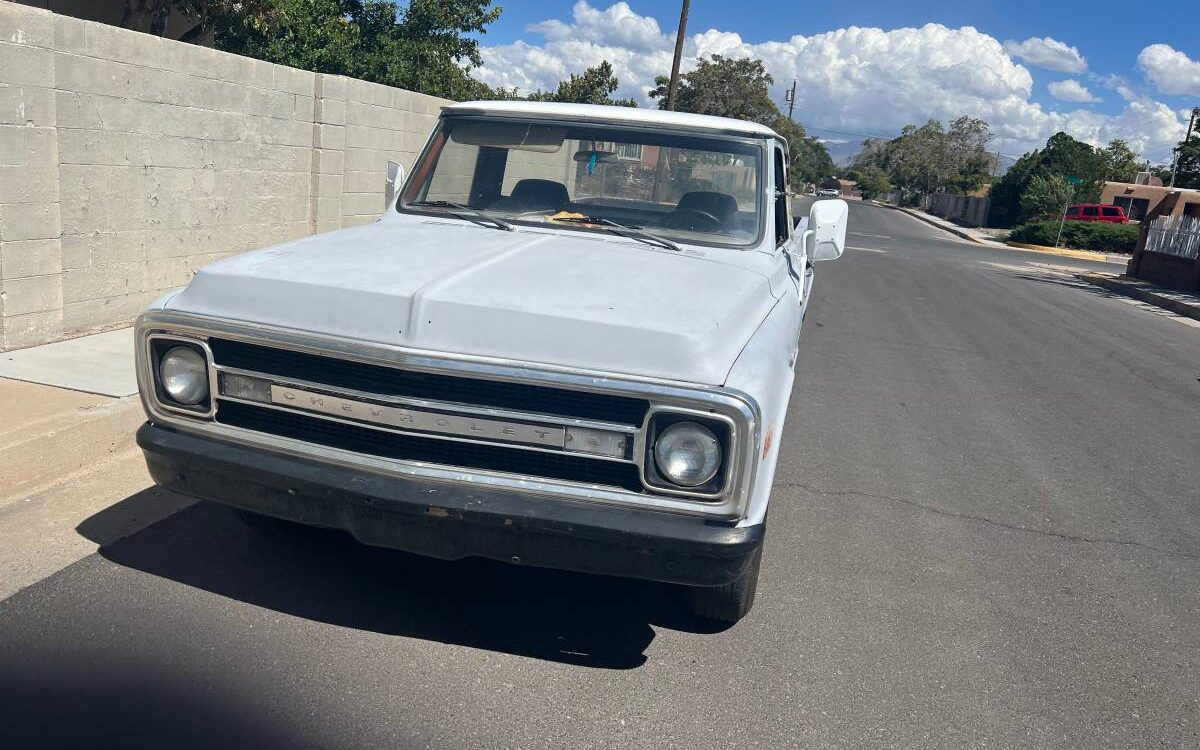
<box><xmin>216</xmin><ymin>401</ymin><xmax>643</xmax><ymax>491</ymax></box>
<box><xmin>206</xmin><ymin>338</ymin><xmax>649</xmax><ymax>493</ymax></box>
<box><xmin>208</xmin><ymin>338</ymin><xmax>649</xmax><ymax>424</ymax></box>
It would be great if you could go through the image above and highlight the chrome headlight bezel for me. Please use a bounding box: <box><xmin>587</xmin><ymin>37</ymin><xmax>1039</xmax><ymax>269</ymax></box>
<box><xmin>640</xmin><ymin>407</ymin><xmax>735</xmax><ymax>499</ymax></box>
<box><xmin>145</xmin><ymin>334</ymin><xmax>216</xmax><ymax>417</ymax></box>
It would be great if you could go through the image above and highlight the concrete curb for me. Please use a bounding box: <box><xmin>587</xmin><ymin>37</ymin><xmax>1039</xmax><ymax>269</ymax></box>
<box><xmin>0</xmin><ymin>391</ymin><xmax>144</xmax><ymax>504</ymax></box>
<box><xmin>1080</xmin><ymin>274</ymin><xmax>1200</xmax><ymax>322</ymax></box>
<box><xmin>1007</xmin><ymin>241</ymin><xmax>1129</xmax><ymax>266</ymax></box>
<box><xmin>883</xmin><ymin>204</ymin><xmax>984</xmax><ymax>244</ymax></box>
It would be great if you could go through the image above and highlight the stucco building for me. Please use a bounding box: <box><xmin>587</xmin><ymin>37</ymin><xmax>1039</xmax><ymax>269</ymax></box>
<box><xmin>1101</xmin><ymin>174</ymin><xmax>1200</xmax><ymax>221</ymax></box>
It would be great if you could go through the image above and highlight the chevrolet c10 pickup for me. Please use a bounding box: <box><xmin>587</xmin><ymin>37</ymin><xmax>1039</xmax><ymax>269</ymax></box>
<box><xmin>134</xmin><ymin>100</ymin><xmax>847</xmax><ymax>623</ymax></box>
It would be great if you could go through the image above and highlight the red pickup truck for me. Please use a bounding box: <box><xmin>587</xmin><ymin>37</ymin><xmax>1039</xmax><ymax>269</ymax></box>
<box><xmin>1064</xmin><ymin>204</ymin><xmax>1129</xmax><ymax>223</ymax></box>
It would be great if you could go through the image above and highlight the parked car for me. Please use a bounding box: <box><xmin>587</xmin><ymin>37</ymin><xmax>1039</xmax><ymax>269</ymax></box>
<box><xmin>1064</xmin><ymin>204</ymin><xmax>1128</xmax><ymax>223</ymax></box>
<box><xmin>817</xmin><ymin>188</ymin><xmax>840</xmax><ymax>197</ymax></box>
<box><xmin>133</xmin><ymin>101</ymin><xmax>847</xmax><ymax>623</ymax></box>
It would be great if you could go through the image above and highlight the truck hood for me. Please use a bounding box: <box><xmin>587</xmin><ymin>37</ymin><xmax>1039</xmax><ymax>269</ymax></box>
<box><xmin>167</xmin><ymin>219</ymin><xmax>778</xmax><ymax>385</ymax></box>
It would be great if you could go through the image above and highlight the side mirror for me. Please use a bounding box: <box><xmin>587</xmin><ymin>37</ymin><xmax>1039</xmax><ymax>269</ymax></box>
<box><xmin>807</xmin><ymin>199</ymin><xmax>848</xmax><ymax>261</ymax></box>
<box><xmin>384</xmin><ymin>160</ymin><xmax>405</xmax><ymax>209</ymax></box>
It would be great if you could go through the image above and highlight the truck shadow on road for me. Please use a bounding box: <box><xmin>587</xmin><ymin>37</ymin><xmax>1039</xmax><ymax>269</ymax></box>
<box><xmin>79</xmin><ymin>489</ymin><xmax>728</xmax><ymax>670</ymax></box>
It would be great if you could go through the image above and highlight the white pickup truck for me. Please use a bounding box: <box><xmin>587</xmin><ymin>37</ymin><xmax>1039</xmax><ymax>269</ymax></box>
<box><xmin>134</xmin><ymin>101</ymin><xmax>847</xmax><ymax>623</ymax></box>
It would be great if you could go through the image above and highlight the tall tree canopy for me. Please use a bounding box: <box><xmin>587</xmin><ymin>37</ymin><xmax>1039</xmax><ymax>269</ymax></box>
<box><xmin>203</xmin><ymin>0</ymin><xmax>501</xmax><ymax>100</ymax></box>
<box><xmin>1099</xmin><ymin>139</ymin><xmax>1146</xmax><ymax>183</ymax></box>
<box><xmin>987</xmin><ymin>132</ymin><xmax>1107</xmax><ymax>226</ymax></box>
<box><xmin>1169</xmin><ymin>118</ymin><xmax>1200</xmax><ymax>189</ymax></box>
<box><xmin>528</xmin><ymin>61</ymin><xmax>636</xmax><ymax>107</ymax></box>
<box><xmin>649</xmin><ymin>55</ymin><xmax>836</xmax><ymax>186</ymax></box>
<box><xmin>852</xmin><ymin>116</ymin><xmax>994</xmax><ymax>199</ymax></box>
<box><xmin>649</xmin><ymin>56</ymin><xmax>778</xmax><ymax>123</ymax></box>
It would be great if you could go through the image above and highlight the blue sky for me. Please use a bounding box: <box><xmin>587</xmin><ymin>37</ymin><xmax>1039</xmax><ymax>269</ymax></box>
<box><xmin>471</xmin><ymin>1</ymin><xmax>1200</xmax><ymax>162</ymax></box>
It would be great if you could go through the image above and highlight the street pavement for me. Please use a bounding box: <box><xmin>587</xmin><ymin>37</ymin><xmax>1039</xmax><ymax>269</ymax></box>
<box><xmin>2</xmin><ymin>200</ymin><xmax>1198</xmax><ymax>748</ymax></box>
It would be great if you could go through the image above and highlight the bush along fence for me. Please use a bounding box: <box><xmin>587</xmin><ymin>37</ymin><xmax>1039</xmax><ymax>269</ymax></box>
<box><xmin>1009</xmin><ymin>221</ymin><xmax>1139</xmax><ymax>253</ymax></box>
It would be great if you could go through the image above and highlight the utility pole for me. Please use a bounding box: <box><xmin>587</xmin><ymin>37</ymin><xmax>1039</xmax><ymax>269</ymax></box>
<box><xmin>664</xmin><ymin>0</ymin><xmax>690</xmax><ymax>111</ymax></box>
<box><xmin>784</xmin><ymin>80</ymin><xmax>796</xmax><ymax>121</ymax></box>
<box><xmin>1169</xmin><ymin>107</ymin><xmax>1198</xmax><ymax>189</ymax></box>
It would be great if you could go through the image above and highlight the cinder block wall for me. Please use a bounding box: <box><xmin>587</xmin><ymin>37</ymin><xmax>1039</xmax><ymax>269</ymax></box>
<box><xmin>0</xmin><ymin>1</ymin><xmax>446</xmax><ymax>350</ymax></box>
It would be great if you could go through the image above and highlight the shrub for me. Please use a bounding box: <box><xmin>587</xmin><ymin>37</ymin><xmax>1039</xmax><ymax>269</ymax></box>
<box><xmin>1018</xmin><ymin>174</ymin><xmax>1074</xmax><ymax>223</ymax></box>
<box><xmin>1009</xmin><ymin>220</ymin><xmax>1139</xmax><ymax>253</ymax></box>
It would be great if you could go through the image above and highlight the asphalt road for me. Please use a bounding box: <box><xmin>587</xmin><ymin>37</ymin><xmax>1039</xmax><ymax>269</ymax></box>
<box><xmin>3</xmin><ymin>201</ymin><xmax>1199</xmax><ymax>748</ymax></box>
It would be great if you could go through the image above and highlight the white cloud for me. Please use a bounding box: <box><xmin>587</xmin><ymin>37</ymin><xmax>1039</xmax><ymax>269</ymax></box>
<box><xmin>1001</xmin><ymin>36</ymin><xmax>1087</xmax><ymax>74</ymax></box>
<box><xmin>529</xmin><ymin>1</ymin><xmax>668</xmax><ymax>53</ymax></box>
<box><xmin>1097</xmin><ymin>74</ymin><xmax>1138</xmax><ymax>103</ymax></box>
<box><xmin>1138</xmin><ymin>44</ymin><xmax>1200</xmax><ymax>96</ymax></box>
<box><xmin>472</xmin><ymin>2</ymin><xmax>1186</xmax><ymax>161</ymax></box>
<box><xmin>1047</xmin><ymin>79</ymin><xmax>1101</xmax><ymax>103</ymax></box>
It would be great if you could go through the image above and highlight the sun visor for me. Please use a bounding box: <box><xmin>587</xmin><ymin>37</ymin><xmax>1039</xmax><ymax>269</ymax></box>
<box><xmin>450</xmin><ymin>121</ymin><xmax>566</xmax><ymax>153</ymax></box>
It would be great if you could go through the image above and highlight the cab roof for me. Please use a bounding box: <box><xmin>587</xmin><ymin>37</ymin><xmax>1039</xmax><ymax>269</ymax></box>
<box><xmin>443</xmin><ymin>101</ymin><xmax>782</xmax><ymax>140</ymax></box>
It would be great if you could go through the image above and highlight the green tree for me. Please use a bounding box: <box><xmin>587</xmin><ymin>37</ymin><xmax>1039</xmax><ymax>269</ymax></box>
<box><xmin>212</xmin><ymin>0</ymin><xmax>502</xmax><ymax>100</ymax></box>
<box><xmin>987</xmin><ymin>149</ymin><xmax>1040</xmax><ymax>227</ymax></box>
<box><xmin>1038</xmin><ymin>132</ymin><xmax>1105</xmax><ymax>200</ymax></box>
<box><xmin>528</xmin><ymin>61</ymin><xmax>636</xmax><ymax>107</ymax></box>
<box><xmin>771</xmin><ymin>116</ymin><xmax>836</xmax><ymax>187</ymax></box>
<box><xmin>987</xmin><ymin>131</ymin><xmax>1105</xmax><ymax>227</ymax></box>
<box><xmin>851</xmin><ymin>165</ymin><xmax>891</xmax><ymax>199</ymax></box>
<box><xmin>648</xmin><ymin>56</ymin><xmax>777</xmax><ymax>123</ymax></box>
<box><xmin>943</xmin><ymin>115</ymin><xmax>994</xmax><ymax>192</ymax></box>
<box><xmin>649</xmin><ymin>56</ymin><xmax>834</xmax><ymax>186</ymax></box>
<box><xmin>1099</xmin><ymin>138</ymin><xmax>1145</xmax><ymax>182</ymax></box>
<box><xmin>1171</xmin><ymin>132</ymin><xmax>1200</xmax><ymax>189</ymax></box>
<box><xmin>853</xmin><ymin>116</ymin><xmax>993</xmax><ymax>199</ymax></box>
<box><xmin>119</xmin><ymin>0</ymin><xmax>273</xmax><ymax>42</ymax></box>
<box><xmin>1019</xmin><ymin>174</ymin><xmax>1074</xmax><ymax>222</ymax></box>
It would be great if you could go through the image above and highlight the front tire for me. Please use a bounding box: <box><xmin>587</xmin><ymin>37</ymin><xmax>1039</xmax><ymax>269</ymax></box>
<box><xmin>687</xmin><ymin>546</ymin><xmax>762</xmax><ymax>623</ymax></box>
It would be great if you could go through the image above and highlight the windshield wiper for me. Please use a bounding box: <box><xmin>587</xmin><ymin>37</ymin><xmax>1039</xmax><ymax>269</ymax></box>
<box><xmin>551</xmin><ymin>216</ymin><xmax>681</xmax><ymax>252</ymax></box>
<box><xmin>408</xmin><ymin>200</ymin><xmax>514</xmax><ymax>232</ymax></box>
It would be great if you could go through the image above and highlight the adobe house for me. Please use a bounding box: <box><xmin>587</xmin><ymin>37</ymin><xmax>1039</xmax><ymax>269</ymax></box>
<box><xmin>1101</xmin><ymin>173</ymin><xmax>1200</xmax><ymax>222</ymax></box>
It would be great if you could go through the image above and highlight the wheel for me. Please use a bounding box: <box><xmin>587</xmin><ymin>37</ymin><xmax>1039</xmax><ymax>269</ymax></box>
<box><xmin>687</xmin><ymin>546</ymin><xmax>762</xmax><ymax>624</ymax></box>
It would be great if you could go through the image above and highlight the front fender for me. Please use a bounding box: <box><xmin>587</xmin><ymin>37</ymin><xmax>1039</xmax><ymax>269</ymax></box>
<box><xmin>723</xmin><ymin>294</ymin><xmax>804</xmax><ymax>527</ymax></box>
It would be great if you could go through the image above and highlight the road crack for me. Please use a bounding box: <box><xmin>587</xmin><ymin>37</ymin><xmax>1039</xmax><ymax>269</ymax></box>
<box><xmin>781</xmin><ymin>482</ymin><xmax>1200</xmax><ymax>562</ymax></box>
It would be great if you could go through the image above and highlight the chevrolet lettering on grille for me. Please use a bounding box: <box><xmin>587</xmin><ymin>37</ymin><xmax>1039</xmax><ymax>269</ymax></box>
<box><xmin>269</xmin><ymin>385</ymin><xmax>567</xmax><ymax>448</ymax></box>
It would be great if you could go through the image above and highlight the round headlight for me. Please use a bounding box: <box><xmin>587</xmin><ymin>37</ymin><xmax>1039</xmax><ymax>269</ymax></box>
<box><xmin>653</xmin><ymin>421</ymin><xmax>722</xmax><ymax>487</ymax></box>
<box><xmin>159</xmin><ymin>345</ymin><xmax>209</xmax><ymax>405</ymax></box>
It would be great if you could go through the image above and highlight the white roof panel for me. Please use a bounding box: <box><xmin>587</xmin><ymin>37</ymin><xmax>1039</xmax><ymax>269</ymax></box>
<box><xmin>442</xmin><ymin>101</ymin><xmax>780</xmax><ymax>139</ymax></box>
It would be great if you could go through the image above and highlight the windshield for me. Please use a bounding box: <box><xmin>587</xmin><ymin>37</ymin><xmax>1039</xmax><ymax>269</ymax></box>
<box><xmin>400</xmin><ymin>117</ymin><xmax>764</xmax><ymax>248</ymax></box>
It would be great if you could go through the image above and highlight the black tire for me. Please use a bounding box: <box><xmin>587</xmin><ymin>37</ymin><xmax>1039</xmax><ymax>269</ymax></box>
<box><xmin>687</xmin><ymin>546</ymin><xmax>762</xmax><ymax>624</ymax></box>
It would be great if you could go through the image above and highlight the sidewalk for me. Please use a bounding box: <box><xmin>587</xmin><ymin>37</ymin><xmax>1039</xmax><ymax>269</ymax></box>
<box><xmin>879</xmin><ymin>202</ymin><xmax>1002</xmax><ymax>245</ymax></box>
<box><xmin>0</xmin><ymin>327</ymin><xmax>163</xmax><ymax>599</ymax></box>
<box><xmin>1079</xmin><ymin>273</ymin><xmax>1200</xmax><ymax>323</ymax></box>
<box><xmin>0</xmin><ymin>327</ymin><xmax>137</xmax><ymax>397</ymax></box>
<box><xmin>882</xmin><ymin>203</ymin><xmax>1129</xmax><ymax>266</ymax></box>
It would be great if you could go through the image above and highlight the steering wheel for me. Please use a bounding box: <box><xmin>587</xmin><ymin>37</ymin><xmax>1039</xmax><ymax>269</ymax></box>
<box><xmin>662</xmin><ymin>208</ymin><xmax>723</xmax><ymax>232</ymax></box>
